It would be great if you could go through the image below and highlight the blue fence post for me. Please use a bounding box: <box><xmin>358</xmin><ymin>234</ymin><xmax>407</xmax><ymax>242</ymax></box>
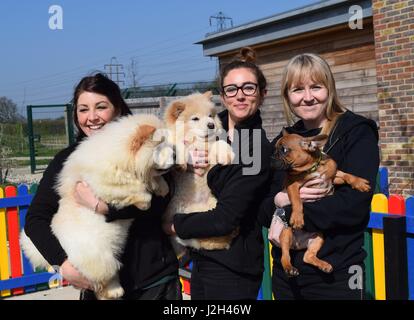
<box><xmin>17</xmin><ymin>184</ymin><xmax>36</xmax><ymax>294</ymax></box>
<box><xmin>406</xmin><ymin>197</ymin><xmax>414</xmax><ymax>300</ymax></box>
<box><xmin>379</xmin><ymin>167</ymin><xmax>389</xmax><ymax>197</ymax></box>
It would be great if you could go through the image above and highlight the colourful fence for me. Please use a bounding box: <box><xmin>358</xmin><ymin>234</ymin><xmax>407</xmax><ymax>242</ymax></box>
<box><xmin>0</xmin><ymin>184</ymin><xmax>64</xmax><ymax>298</ymax></box>
<box><xmin>260</xmin><ymin>167</ymin><xmax>414</xmax><ymax>300</ymax></box>
<box><xmin>365</xmin><ymin>193</ymin><xmax>414</xmax><ymax>300</ymax></box>
<box><xmin>0</xmin><ymin>167</ymin><xmax>413</xmax><ymax>299</ymax></box>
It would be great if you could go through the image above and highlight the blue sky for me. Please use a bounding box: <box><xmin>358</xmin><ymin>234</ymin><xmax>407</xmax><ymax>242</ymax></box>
<box><xmin>0</xmin><ymin>0</ymin><xmax>318</xmax><ymax>116</ymax></box>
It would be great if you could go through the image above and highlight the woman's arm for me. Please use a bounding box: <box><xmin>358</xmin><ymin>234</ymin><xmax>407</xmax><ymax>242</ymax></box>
<box><xmin>24</xmin><ymin>155</ymin><xmax>68</xmax><ymax>267</ymax></box>
<box><xmin>74</xmin><ymin>180</ymin><xmax>171</xmax><ymax>222</ymax></box>
<box><xmin>173</xmin><ymin>139</ymin><xmax>272</xmax><ymax>239</ymax></box>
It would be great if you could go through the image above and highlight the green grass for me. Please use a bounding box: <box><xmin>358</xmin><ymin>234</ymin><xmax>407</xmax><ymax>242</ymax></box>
<box><xmin>13</xmin><ymin>159</ymin><xmax>52</xmax><ymax>167</ymax></box>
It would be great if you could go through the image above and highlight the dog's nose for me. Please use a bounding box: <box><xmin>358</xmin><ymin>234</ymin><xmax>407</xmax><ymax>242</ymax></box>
<box><xmin>207</xmin><ymin>123</ymin><xmax>215</xmax><ymax>130</ymax></box>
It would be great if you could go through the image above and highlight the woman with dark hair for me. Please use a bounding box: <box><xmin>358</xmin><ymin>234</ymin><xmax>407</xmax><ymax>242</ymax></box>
<box><xmin>72</xmin><ymin>73</ymin><xmax>131</xmax><ymax>140</ymax></box>
<box><xmin>164</xmin><ymin>47</ymin><xmax>272</xmax><ymax>300</ymax></box>
<box><xmin>24</xmin><ymin>73</ymin><xmax>181</xmax><ymax>300</ymax></box>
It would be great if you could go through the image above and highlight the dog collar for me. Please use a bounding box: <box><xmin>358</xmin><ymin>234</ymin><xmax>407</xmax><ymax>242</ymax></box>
<box><xmin>305</xmin><ymin>152</ymin><xmax>323</xmax><ymax>175</ymax></box>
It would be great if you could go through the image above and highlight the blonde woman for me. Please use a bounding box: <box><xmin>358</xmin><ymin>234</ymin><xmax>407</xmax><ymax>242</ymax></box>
<box><xmin>259</xmin><ymin>53</ymin><xmax>379</xmax><ymax>300</ymax></box>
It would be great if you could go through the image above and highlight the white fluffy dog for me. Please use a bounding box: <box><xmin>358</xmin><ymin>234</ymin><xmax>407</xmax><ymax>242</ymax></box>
<box><xmin>162</xmin><ymin>92</ymin><xmax>237</xmax><ymax>256</ymax></box>
<box><xmin>20</xmin><ymin>114</ymin><xmax>175</xmax><ymax>299</ymax></box>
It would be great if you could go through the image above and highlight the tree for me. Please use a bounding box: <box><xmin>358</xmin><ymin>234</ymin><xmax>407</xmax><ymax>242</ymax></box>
<box><xmin>0</xmin><ymin>96</ymin><xmax>24</xmax><ymax>123</ymax></box>
<box><xmin>0</xmin><ymin>125</ymin><xmax>12</xmax><ymax>183</ymax></box>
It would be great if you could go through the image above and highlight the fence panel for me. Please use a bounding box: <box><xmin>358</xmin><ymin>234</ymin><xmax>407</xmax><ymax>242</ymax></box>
<box><xmin>0</xmin><ymin>185</ymin><xmax>55</xmax><ymax>295</ymax></box>
<box><xmin>5</xmin><ymin>186</ymin><xmax>24</xmax><ymax>295</ymax></box>
<box><xmin>0</xmin><ymin>172</ymin><xmax>413</xmax><ymax>300</ymax></box>
<box><xmin>0</xmin><ymin>188</ymin><xmax>11</xmax><ymax>297</ymax></box>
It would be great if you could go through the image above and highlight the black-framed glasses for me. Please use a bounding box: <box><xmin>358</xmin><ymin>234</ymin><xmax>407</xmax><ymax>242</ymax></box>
<box><xmin>222</xmin><ymin>82</ymin><xmax>258</xmax><ymax>98</ymax></box>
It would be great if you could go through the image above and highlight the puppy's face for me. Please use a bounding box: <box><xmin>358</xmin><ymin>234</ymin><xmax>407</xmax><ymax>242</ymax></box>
<box><xmin>272</xmin><ymin>129</ymin><xmax>327</xmax><ymax>172</ymax></box>
<box><xmin>165</xmin><ymin>91</ymin><xmax>223</xmax><ymax>141</ymax></box>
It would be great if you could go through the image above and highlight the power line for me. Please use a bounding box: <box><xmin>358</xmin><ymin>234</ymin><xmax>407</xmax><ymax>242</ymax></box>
<box><xmin>104</xmin><ymin>57</ymin><xmax>125</xmax><ymax>87</ymax></box>
<box><xmin>209</xmin><ymin>12</ymin><xmax>233</xmax><ymax>32</ymax></box>
<box><xmin>1</xmin><ymin>26</ymin><xmax>211</xmax><ymax>90</ymax></box>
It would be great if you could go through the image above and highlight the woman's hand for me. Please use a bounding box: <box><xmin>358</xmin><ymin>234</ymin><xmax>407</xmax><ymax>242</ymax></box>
<box><xmin>74</xmin><ymin>181</ymin><xmax>109</xmax><ymax>215</ymax></box>
<box><xmin>187</xmin><ymin>149</ymin><xmax>209</xmax><ymax>176</ymax></box>
<box><xmin>268</xmin><ymin>215</ymin><xmax>284</xmax><ymax>246</ymax></box>
<box><xmin>274</xmin><ymin>178</ymin><xmax>332</xmax><ymax>207</ymax></box>
<box><xmin>60</xmin><ymin>260</ymin><xmax>92</xmax><ymax>290</ymax></box>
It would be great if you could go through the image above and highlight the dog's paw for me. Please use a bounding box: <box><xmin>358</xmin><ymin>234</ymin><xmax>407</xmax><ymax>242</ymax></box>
<box><xmin>320</xmin><ymin>263</ymin><xmax>333</xmax><ymax>274</ymax></box>
<box><xmin>352</xmin><ymin>178</ymin><xmax>371</xmax><ymax>192</ymax></box>
<box><xmin>210</xmin><ymin>141</ymin><xmax>234</xmax><ymax>166</ymax></box>
<box><xmin>289</xmin><ymin>213</ymin><xmax>304</xmax><ymax>230</ymax></box>
<box><xmin>217</xmin><ymin>150</ymin><xmax>235</xmax><ymax>166</ymax></box>
<box><xmin>283</xmin><ymin>265</ymin><xmax>300</xmax><ymax>277</ymax></box>
<box><xmin>98</xmin><ymin>286</ymin><xmax>124</xmax><ymax>300</ymax></box>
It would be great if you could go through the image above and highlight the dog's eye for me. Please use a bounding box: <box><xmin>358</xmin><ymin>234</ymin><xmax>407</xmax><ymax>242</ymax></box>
<box><xmin>282</xmin><ymin>146</ymin><xmax>290</xmax><ymax>155</ymax></box>
<box><xmin>208</xmin><ymin>114</ymin><xmax>213</xmax><ymax>118</ymax></box>
<box><xmin>191</xmin><ymin>117</ymin><xmax>199</xmax><ymax>121</ymax></box>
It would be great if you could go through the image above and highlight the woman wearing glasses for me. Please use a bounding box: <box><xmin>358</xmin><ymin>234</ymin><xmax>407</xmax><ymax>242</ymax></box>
<box><xmin>164</xmin><ymin>47</ymin><xmax>272</xmax><ymax>300</ymax></box>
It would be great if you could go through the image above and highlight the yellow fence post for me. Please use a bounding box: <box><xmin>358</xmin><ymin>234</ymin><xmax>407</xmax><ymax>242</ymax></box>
<box><xmin>371</xmin><ymin>194</ymin><xmax>388</xmax><ymax>300</ymax></box>
<box><xmin>0</xmin><ymin>187</ymin><xmax>11</xmax><ymax>297</ymax></box>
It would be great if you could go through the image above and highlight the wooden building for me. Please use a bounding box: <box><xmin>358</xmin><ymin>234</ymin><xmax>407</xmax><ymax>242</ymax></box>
<box><xmin>197</xmin><ymin>0</ymin><xmax>414</xmax><ymax>196</ymax></box>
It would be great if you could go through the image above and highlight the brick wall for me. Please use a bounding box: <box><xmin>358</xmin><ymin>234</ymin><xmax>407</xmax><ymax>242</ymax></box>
<box><xmin>372</xmin><ymin>0</ymin><xmax>414</xmax><ymax>196</ymax></box>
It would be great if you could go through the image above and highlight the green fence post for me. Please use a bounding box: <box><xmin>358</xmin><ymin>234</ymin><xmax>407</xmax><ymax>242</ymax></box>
<box><xmin>261</xmin><ymin>227</ymin><xmax>272</xmax><ymax>300</ymax></box>
<box><xmin>364</xmin><ymin>231</ymin><xmax>375</xmax><ymax>299</ymax></box>
<box><xmin>26</xmin><ymin>105</ymin><xmax>36</xmax><ymax>174</ymax></box>
<box><xmin>66</xmin><ymin>104</ymin><xmax>75</xmax><ymax>145</ymax></box>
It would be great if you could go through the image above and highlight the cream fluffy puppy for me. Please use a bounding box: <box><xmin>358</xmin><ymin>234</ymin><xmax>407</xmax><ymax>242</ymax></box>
<box><xmin>163</xmin><ymin>92</ymin><xmax>236</xmax><ymax>256</ymax></box>
<box><xmin>20</xmin><ymin>114</ymin><xmax>175</xmax><ymax>300</ymax></box>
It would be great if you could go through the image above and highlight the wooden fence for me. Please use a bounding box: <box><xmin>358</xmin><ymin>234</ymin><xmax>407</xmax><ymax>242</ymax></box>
<box><xmin>0</xmin><ymin>184</ymin><xmax>66</xmax><ymax>298</ymax></box>
<box><xmin>0</xmin><ymin>167</ymin><xmax>413</xmax><ymax>299</ymax></box>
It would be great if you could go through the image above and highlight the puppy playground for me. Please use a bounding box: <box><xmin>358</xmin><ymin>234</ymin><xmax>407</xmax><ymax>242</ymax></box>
<box><xmin>1</xmin><ymin>0</ymin><xmax>413</xmax><ymax>301</ymax></box>
<box><xmin>0</xmin><ymin>167</ymin><xmax>413</xmax><ymax>300</ymax></box>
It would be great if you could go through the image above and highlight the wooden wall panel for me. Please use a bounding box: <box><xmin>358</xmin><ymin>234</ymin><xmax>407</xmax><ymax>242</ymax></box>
<box><xmin>218</xmin><ymin>24</ymin><xmax>378</xmax><ymax>140</ymax></box>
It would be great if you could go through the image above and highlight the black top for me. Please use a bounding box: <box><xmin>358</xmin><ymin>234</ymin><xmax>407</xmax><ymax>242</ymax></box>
<box><xmin>173</xmin><ymin>110</ymin><xmax>272</xmax><ymax>276</ymax></box>
<box><xmin>258</xmin><ymin>110</ymin><xmax>380</xmax><ymax>275</ymax></box>
<box><xmin>24</xmin><ymin>142</ymin><xmax>178</xmax><ymax>293</ymax></box>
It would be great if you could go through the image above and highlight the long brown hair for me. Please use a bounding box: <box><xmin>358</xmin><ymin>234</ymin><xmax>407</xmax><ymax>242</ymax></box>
<box><xmin>72</xmin><ymin>73</ymin><xmax>132</xmax><ymax>139</ymax></box>
<box><xmin>280</xmin><ymin>53</ymin><xmax>346</xmax><ymax>135</ymax></box>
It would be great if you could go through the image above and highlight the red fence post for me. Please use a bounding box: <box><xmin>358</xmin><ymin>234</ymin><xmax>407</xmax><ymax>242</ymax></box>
<box><xmin>5</xmin><ymin>186</ymin><xmax>24</xmax><ymax>295</ymax></box>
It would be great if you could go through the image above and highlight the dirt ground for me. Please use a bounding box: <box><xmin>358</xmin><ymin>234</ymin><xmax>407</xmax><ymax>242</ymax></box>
<box><xmin>6</xmin><ymin>166</ymin><xmax>46</xmax><ymax>185</ymax></box>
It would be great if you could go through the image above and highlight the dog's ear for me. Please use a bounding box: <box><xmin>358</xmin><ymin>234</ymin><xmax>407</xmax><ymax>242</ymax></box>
<box><xmin>282</xmin><ymin>128</ymin><xmax>289</xmax><ymax>137</ymax></box>
<box><xmin>203</xmin><ymin>91</ymin><xmax>213</xmax><ymax>100</ymax></box>
<box><xmin>300</xmin><ymin>134</ymin><xmax>328</xmax><ymax>152</ymax></box>
<box><xmin>130</xmin><ymin>124</ymin><xmax>156</xmax><ymax>154</ymax></box>
<box><xmin>165</xmin><ymin>101</ymin><xmax>186</xmax><ymax>125</ymax></box>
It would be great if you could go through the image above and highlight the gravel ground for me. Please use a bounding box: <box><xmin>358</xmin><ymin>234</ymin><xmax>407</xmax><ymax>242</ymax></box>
<box><xmin>6</xmin><ymin>166</ymin><xmax>46</xmax><ymax>185</ymax></box>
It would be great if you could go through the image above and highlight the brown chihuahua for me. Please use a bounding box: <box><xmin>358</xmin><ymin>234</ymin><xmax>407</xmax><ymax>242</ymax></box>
<box><xmin>271</xmin><ymin>129</ymin><xmax>371</xmax><ymax>276</ymax></box>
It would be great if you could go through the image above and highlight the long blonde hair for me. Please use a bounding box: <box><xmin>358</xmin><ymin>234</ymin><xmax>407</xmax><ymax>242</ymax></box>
<box><xmin>280</xmin><ymin>53</ymin><xmax>346</xmax><ymax>135</ymax></box>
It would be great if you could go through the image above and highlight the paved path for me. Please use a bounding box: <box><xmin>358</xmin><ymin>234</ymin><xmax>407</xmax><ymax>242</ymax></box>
<box><xmin>4</xmin><ymin>286</ymin><xmax>190</xmax><ymax>300</ymax></box>
<box><xmin>4</xmin><ymin>286</ymin><xmax>80</xmax><ymax>300</ymax></box>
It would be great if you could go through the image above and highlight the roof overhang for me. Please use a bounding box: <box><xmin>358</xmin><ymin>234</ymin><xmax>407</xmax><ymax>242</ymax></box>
<box><xmin>196</xmin><ymin>0</ymin><xmax>372</xmax><ymax>57</ymax></box>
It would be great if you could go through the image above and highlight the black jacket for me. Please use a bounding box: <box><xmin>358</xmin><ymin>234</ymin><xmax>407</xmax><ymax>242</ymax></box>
<box><xmin>24</xmin><ymin>142</ymin><xmax>178</xmax><ymax>293</ymax></box>
<box><xmin>173</xmin><ymin>110</ymin><xmax>272</xmax><ymax>276</ymax></box>
<box><xmin>258</xmin><ymin>110</ymin><xmax>379</xmax><ymax>274</ymax></box>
